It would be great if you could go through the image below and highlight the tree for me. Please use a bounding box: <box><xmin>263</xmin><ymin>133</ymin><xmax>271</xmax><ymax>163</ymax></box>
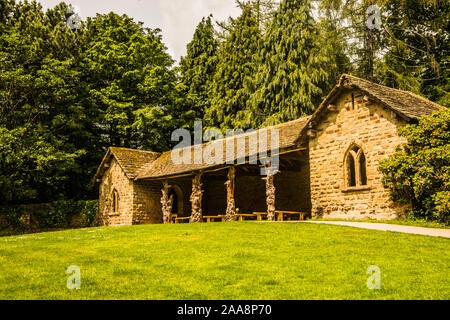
<box><xmin>180</xmin><ymin>15</ymin><xmax>219</xmax><ymax>120</ymax></box>
<box><xmin>248</xmin><ymin>0</ymin><xmax>336</xmax><ymax>127</ymax></box>
<box><xmin>0</xmin><ymin>1</ymin><xmax>87</xmax><ymax>204</ymax></box>
<box><xmin>82</xmin><ymin>12</ymin><xmax>182</xmax><ymax>150</ymax></box>
<box><xmin>379</xmin><ymin>109</ymin><xmax>450</xmax><ymax>223</ymax></box>
<box><xmin>376</xmin><ymin>0</ymin><xmax>449</xmax><ymax>107</ymax></box>
<box><xmin>205</xmin><ymin>5</ymin><xmax>260</xmax><ymax>130</ymax></box>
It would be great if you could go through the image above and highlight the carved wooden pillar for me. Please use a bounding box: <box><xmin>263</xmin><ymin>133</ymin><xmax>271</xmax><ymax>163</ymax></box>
<box><xmin>161</xmin><ymin>180</ymin><xmax>173</xmax><ymax>224</ymax></box>
<box><xmin>190</xmin><ymin>173</ymin><xmax>203</xmax><ymax>223</ymax></box>
<box><xmin>263</xmin><ymin>173</ymin><xmax>276</xmax><ymax>221</ymax></box>
<box><xmin>225</xmin><ymin>167</ymin><xmax>237</xmax><ymax>222</ymax></box>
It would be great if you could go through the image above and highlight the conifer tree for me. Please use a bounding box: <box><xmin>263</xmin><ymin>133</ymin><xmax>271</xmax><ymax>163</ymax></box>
<box><xmin>180</xmin><ymin>15</ymin><xmax>219</xmax><ymax>120</ymax></box>
<box><xmin>376</xmin><ymin>0</ymin><xmax>449</xmax><ymax>107</ymax></box>
<box><xmin>205</xmin><ymin>5</ymin><xmax>260</xmax><ymax>130</ymax></box>
<box><xmin>249</xmin><ymin>0</ymin><xmax>333</xmax><ymax>127</ymax></box>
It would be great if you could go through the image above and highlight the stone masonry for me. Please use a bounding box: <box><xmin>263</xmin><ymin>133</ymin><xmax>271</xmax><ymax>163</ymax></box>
<box><xmin>309</xmin><ymin>89</ymin><xmax>411</xmax><ymax>220</ymax></box>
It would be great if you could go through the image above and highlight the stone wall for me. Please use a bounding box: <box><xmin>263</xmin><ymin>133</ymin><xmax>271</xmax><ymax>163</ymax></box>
<box><xmin>98</xmin><ymin>158</ymin><xmax>135</xmax><ymax>226</ymax></box>
<box><xmin>308</xmin><ymin>88</ymin><xmax>411</xmax><ymax>220</ymax></box>
<box><xmin>132</xmin><ymin>180</ymin><xmax>163</xmax><ymax>224</ymax></box>
<box><xmin>276</xmin><ymin>163</ymin><xmax>311</xmax><ymax>213</ymax></box>
<box><xmin>99</xmin><ymin>159</ymin><xmax>177</xmax><ymax>226</ymax></box>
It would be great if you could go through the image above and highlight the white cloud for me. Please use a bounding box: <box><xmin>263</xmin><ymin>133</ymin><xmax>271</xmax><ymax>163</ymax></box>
<box><xmin>37</xmin><ymin>0</ymin><xmax>241</xmax><ymax>61</ymax></box>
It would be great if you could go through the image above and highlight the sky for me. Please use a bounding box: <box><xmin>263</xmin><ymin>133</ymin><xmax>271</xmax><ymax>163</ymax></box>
<box><xmin>37</xmin><ymin>0</ymin><xmax>241</xmax><ymax>61</ymax></box>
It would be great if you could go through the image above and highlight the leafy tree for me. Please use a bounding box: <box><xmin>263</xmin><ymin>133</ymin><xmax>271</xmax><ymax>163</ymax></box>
<box><xmin>376</xmin><ymin>0</ymin><xmax>450</xmax><ymax>107</ymax></box>
<box><xmin>248</xmin><ymin>0</ymin><xmax>336</xmax><ymax>127</ymax></box>
<box><xmin>82</xmin><ymin>12</ymin><xmax>183</xmax><ymax>150</ymax></box>
<box><xmin>379</xmin><ymin>109</ymin><xmax>450</xmax><ymax>223</ymax></box>
<box><xmin>0</xmin><ymin>1</ymin><xmax>87</xmax><ymax>204</ymax></box>
<box><xmin>205</xmin><ymin>5</ymin><xmax>260</xmax><ymax>130</ymax></box>
<box><xmin>0</xmin><ymin>3</ymin><xmax>186</xmax><ymax>204</ymax></box>
<box><xmin>180</xmin><ymin>15</ymin><xmax>219</xmax><ymax>120</ymax></box>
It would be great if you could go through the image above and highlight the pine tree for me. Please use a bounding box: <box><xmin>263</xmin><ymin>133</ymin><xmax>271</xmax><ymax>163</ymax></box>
<box><xmin>248</xmin><ymin>0</ymin><xmax>333</xmax><ymax>127</ymax></box>
<box><xmin>205</xmin><ymin>5</ymin><xmax>260</xmax><ymax>130</ymax></box>
<box><xmin>180</xmin><ymin>15</ymin><xmax>219</xmax><ymax>120</ymax></box>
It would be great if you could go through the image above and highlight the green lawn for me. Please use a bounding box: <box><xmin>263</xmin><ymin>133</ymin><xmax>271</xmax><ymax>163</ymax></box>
<box><xmin>311</xmin><ymin>218</ymin><xmax>450</xmax><ymax>229</ymax></box>
<box><xmin>0</xmin><ymin>222</ymin><xmax>448</xmax><ymax>300</ymax></box>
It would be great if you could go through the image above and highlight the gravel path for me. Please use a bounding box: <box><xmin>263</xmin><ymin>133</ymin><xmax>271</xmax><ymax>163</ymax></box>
<box><xmin>300</xmin><ymin>221</ymin><xmax>450</xmax><ymax>238</ymax></box>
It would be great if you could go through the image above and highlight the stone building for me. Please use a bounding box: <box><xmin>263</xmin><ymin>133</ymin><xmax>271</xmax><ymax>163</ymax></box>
<box><xmin>92</xmin><ymin>75</ymin><xmax>445</xmax><ymax>226</ymax></box>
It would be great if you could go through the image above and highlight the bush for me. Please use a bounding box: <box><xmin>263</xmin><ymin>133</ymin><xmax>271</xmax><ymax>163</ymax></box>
<box><xmin>0</xmin><ymin>200</ymin><xmax>99</xmax><ymax>234</ymax></box>
<box><xmin>379</xmin><ymin>109</ymin><xmax>449</xmax><ymax>224</ymax></box>
<box><xmin>80</xmin><ymin>200</ymin><xmax>99</xmax><ymax>227</ymax></box>
<box><xmin>1</xmin><ymin>206</ymin><xmax>28</xmax><ymax>233</ymax></box>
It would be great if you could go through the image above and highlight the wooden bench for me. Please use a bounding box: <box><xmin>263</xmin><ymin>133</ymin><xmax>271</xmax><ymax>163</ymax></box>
<box><xmin>174</xmin><ymin>217</ymin><xmax>190</xmax><ymax>223</ymax></box>
<box><xmin>237</xmin><ymin>213</ymin><xmax>256</xmax><ymax>221</ymax></box>
<box><xmin>203</xmin><ymin>215</ymin><xmax>225</xmax><ymax>223</ymax></box>
<box><xmin>275</xmin><ymin>211</ymin><xmax>308</xmax><ymax>221</ymax></box>
<box><xmin>253</xmin><ymin>212</ymin><xmax>268</xmax><ymax>221</ymax></box>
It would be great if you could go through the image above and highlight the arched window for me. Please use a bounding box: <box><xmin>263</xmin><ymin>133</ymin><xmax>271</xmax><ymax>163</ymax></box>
<box><xmin>345</xmin><ymin>145</ymin><xmax>367</xmax><ymax>187</ymax></box>
<box><xmin>112</xmin><ymin>189</ymin><xmax>119</xmax><ymax>213</ymax></box>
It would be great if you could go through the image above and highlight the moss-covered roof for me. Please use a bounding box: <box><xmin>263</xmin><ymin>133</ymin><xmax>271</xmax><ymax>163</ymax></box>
<box><xmin>319</xmin><ymin>74</ymin><xmax>445</xmax><ymax>120</ymax></box>
<box><xmin>135</xmin><ymin>116</ymin><xmax>311</xmax><ymax>180</ymax></box>
<box><xmin>92</xmin><ymin>147</ymin><xmax>160</xmax><ymax>184</ymax></box>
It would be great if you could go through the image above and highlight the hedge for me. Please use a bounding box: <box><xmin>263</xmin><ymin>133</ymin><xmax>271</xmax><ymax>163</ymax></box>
<box><xmin>0</xmin><ymin>200</ymin><xmax>98</xmax><ymax>235</ymax></box>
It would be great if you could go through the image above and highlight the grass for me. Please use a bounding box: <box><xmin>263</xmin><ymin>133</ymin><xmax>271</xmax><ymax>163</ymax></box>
<box><xmin>0</xmin><ymin>222</ymin><xmax>448</xmax><ymax>300</ymax></box>
<box><xmin>312</xmin><ymin>218</ymin><xmax>449</xmax><ymax>229</ymax></box>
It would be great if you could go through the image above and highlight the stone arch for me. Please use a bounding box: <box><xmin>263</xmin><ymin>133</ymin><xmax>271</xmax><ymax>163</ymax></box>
<box><xmin>168</xmin><ymin>184</ymin><xmax>184</xmax><ymax>216</ymax></box>
<box><xmin>343</xmin><ymin>143</ymin><xmax>368</xmax><ymax>187</ymax></box>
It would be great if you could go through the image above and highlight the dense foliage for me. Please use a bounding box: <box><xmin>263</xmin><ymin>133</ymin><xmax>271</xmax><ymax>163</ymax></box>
<box><xmin>0</xmin><ymin>0</ymin><xmax>447</xmax><ymax>223</ymax></box>
<box><xmin>204</xmin><ymin>5</ymin><xmax>260</xmax><ymax>130</ymax></box>
<box><xmin>248</xmin><ymin>0</ymin><xmax>341</xmax><ymax>127</ymax></box>
<box><xmin>0</xmin><ymin>1</ymin><xmax>191</xmax><ymax>205</ymax></box>
<box><xmin>0</xmin><ymin>199</ymin><xmax>98</xmax><ymax>233</ymax></box>
<box><xmin>379</xmin><ymin>109</ymin><xmax>450</xmax><ymax>223</ymax></box>
<box><xmin>180</xmin><ymin>15</ymin><xmax>219</xmax><ymax>121</ymax></box>
<box><xmin>377</xmin><ymin>0</ymin><xmax>449</xmax><ymax>107</ymax></box>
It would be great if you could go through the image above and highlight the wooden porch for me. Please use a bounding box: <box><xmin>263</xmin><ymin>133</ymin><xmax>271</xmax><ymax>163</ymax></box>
<box><xmin>159</xmin><ymin>149</ymin><xmax>311</xmax><ymax>224</ymax></box>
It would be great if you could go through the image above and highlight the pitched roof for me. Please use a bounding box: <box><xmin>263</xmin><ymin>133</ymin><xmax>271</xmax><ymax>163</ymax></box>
<box><xmin>135</xmin><ymin>116</ymin><xmax>311</xmax><ymax>180</ymax></box>
<box><xmin>92</xmin><ymin>147</ymin><xmax>160</xmax><ymax>184</ymax></box>
<box><xmin>318</xmin><ymin>74</ymin><xmax>445</xmax><ymax>120</ymax></box>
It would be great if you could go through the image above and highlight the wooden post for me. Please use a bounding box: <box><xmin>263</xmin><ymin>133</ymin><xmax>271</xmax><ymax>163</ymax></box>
<box><xmin>161</xmin><ymin>180</ymin><xmax>173</xmax><ymax>224</ymax></box>
<box><xmin>225</xmin><ymin>167</ymin><xmax>237</xmax><ymax>222</ymax></box>
<box><xmin>262</xmin><ymin>173</ymin><xmax>276</xmax><ymax>221</ymax></box>
<box><xmin>190</xmin><ymin>172</ymin><xmax>203</xmax><ymax>223</ymax></box>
